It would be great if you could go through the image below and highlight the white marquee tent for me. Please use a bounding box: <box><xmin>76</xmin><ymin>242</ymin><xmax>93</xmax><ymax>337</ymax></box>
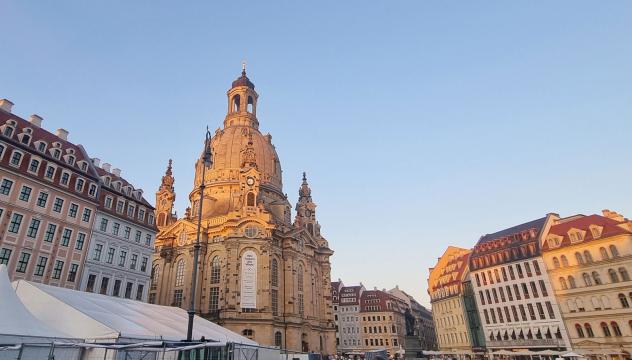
<box><xmin>11</xmin><ymin>279</ymin><xmax>257</xmax><ymax>345</ymax></box>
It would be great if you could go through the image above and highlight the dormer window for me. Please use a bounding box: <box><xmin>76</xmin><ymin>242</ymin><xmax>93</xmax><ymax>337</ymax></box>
<box><xmin>547</xmin><ymin>237</ymin><xmax>561</xmax><ymax>248</ymax></box>
<box><xmin>66</xmin><ymin>155</ymin><xmax>75</xmax><ymax>166</ymax></box>
<box><xmin>591</xmin><ymin>227</ymin><xmax>602</xmax><ymax>238</ymax></box>
<box><xmin>2</xmin><ymin>126</ymin><xmax>14</xmax><ymax>137</ymax></box>
<box><xmin>569</xmin><ymin>231</ymin><xmax>584</xmax><ymax>243</ymax></box>
<box><xmin>52</xmin><ymin>148</ymin><xmax>61</xmax><ymax>159</ymax></box>
<box><xmin>36</xmin><ymin>141</ymin><xmax>47</xmax><ymax>153</ymax></box>
<box><xmin>104</xmin><ymin>177</ymin><xmax>111</xmax><ymax>187</ymax></box>
<box><xmin>81</xmin><ymin>162</ymin><xmax>87</xmax><ymax>171</ymax></box>
<box><xmin>18</xmin><ymin>132</ymin><xmax>31</xmax><ymax>145</ymax></box>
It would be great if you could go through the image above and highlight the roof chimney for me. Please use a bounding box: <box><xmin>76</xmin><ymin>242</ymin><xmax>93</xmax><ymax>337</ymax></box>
<box><xmin>0</xmin><ymin>99</ymin><xmax>14</xmax><ymax>113</ymax></box>
<box><xmin>374</xmin><ymin>286</ymin><xmax>377</xmax><ymax>291</ymax></box>
<box><xmin>92</xmin><ymin>158</ymin><xmax>101</xmax><ymax>167</ymax></box>
<box><xmin>102</xmin><ymin>163</ymin><xmax>111</xmax><ymax>172</ymax></box>
<box><xmin>28</xmin><ymin>114</ymin><xmax>43</xmax><ymax>127</ymax></box>
<box><xmin>55</xmin><ymin>128</ymin><xmax>69</xmax><ymax>141</ymax></box>
<box><xmin>112</xmin><ymin>168</ymin><xmax>121</xmax><ymax>177</ymax></box>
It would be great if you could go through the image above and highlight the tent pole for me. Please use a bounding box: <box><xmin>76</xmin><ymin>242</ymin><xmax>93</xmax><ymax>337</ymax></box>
<box><xmin>104</xmin><ymin>348</ymin><xmax>108</xmax><ymax>360</ymax></box>
<box><xmin>48</xmin><ymin>341</ymin><xmax>55</xmax><ymax>360</ymax></box>
<box><xmin>16</xmin><ymin>344</ymin><xmax>24</xmax><ymax>360</ymax></box>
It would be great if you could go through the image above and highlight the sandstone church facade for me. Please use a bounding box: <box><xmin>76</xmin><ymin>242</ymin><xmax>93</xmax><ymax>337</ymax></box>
<box><xmin>149</xmin><ymin>69</ymin><xmax>336</xmax><ymax>354</ymax></box>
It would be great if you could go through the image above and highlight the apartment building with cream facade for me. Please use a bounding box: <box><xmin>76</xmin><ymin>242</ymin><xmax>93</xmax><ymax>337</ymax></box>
<box><xmin>359</xmin><ymin>289</ymin><xmax>407</xmax><ymax>355</ymax></box>
<box><xmin>542</xmin><ymin>210</ymin><xmax>632</xmax><ymax>358</ymax></box>
<box><xmin>469</xmin><ymin>214</ymin><xmax>571</xmax><ymax>352</ymax></box>
<box><xmin>0</xmin><ymin>99</ymin><xmax>98</xmax><ymax>289</ymax></box>
<box><xmin>429</xmin><ymin>246</ymin><xmax>479</xmax><ymax>352</ymax></box>
<box><xmin>79</xmin><ymin>161</ymin><xmax>157</xmax><ymax>301</ymax></box>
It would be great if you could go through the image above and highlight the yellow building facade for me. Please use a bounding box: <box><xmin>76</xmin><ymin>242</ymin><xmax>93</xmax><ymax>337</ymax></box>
<box><xmin>428</xmin><ymin>246</ymin><xmax>474</xmax><ymax>352</ymax></box>
<box><xmin>149</xmin><ymin>69</ymin><xmax>336</xmax><ymax>354</ymax></box>
<box><xmin>542</xmin><ymin>210</ymin><xmax>632</xmax><ymax>359</ymax></box>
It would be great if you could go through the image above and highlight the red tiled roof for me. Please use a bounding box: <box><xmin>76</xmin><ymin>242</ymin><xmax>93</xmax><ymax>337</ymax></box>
<box><xmin>542</xmin><ymin>214</ymin><xmax>631</xmax><ymax>251</ymax></box>
<box><xmin>430</xmin><ymin>252</ymin><xmax>470</xmax><ymax>293</ymax></box>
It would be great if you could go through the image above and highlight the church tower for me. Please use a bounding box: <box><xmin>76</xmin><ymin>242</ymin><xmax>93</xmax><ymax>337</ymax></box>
<box><xmin>155</xmin><ymin>159</ymin><xmax>176</xmax><ymax>228</ymax></box>
<box><xmin>151</xmin><ymin>67</ymin><xmax>335</xmax><ymax>355</ymax></box>
<box><xmin>294</xmin><ymin>172</ymin><xmax>321</xmax><ymax>237</ymax></box>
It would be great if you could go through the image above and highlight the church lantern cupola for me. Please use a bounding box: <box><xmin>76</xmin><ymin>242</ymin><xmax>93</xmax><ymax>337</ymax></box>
<box><xmin>224</xmin><ymin>63</ymin><xmax>259</xmax><ymax>129</ymax></box>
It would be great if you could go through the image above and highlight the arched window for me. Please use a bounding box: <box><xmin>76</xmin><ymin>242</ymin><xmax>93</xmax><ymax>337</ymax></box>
<box><xmin>561</xmin><ymin>255</ymin><xmax>569</xmax><ymax>267</ymax></box>
<box><xmin>175</xmin><ymin>260</ymin><xmax>185</xmax><ymax>287</ymax></box>
<box><xmin>610</xmin><ymin>245</ymin><xmax>620</xmax><ymax>257</ymax></box>
<box><xmin>619</xmin><ymin>267</ymin><xmax>630</xmax><ymax>281</ymax></box>
<box><xmin>575</xmin><ymin>252</ymin><xmax>584</xmax><ymax>265</ymax></box>
<box><xmin>612</xmin><ymin>322</ymin><xmax>622</xmax><ymax>336</ymax></box>
<box><xmin>247</xmin><ymin>192</ymin><xmax>255</xmax><ymax>206</ymax></box>
<box><xmin>275</xmin><ymin>331</ymin><xmax>282</xmax><ymax>347</ymax></box>
<box><xmin>271</xmin><ymin>258</ymin><xmax>279</xmax><ymax>287</ymax></box>
<box><xmin>152</xmin><ymin>265</ymin><xmax>160</xmax><ymax>285</ymax></box>
<box><xmin>247</xmin><ymin>96</ymin><xmax>254</xmax><ymax>113</ymax></box>
<box><xmin>233</xmin><ymin>95</ymin><xmax>241</xmax><ymax>112</ymax></box>
<box><xmin>592</xmin><ymin>271</ymin><xmax>602</xmax><ymax>285</ymax></box>
<box><xmin>619</xmin><ymin>294</ymin><xmax>629</xmax><ymax>308</ymax></box>
<box><xmin>582</xmin><ymin>273</ymin><xmax>592</xmax><ymax>286</ymax></box>
<box><xmin>609</xmin><ymin>269</ymin><xmax>620</xmax><ymax>283</ymax></box>
<box><xmin>583</xmin><ymin>250</ymin><xmax>593</xmax><ymax>263</ymax></box>
<box><xmin>242</xmin><ymin>329</ymin><xmax>254</xmax><ymax>339</ymax></box>
<box><xmin>600</xmin><ymin>247</ymin><xmax>609</xmax><ymax>260</ymax></box>
<box><xmin>601</xmin><ymin>322</ymin><xmax>612</xmax><ymax>337</ymax></box>
<box><xmin>559</xmin><ymin>277</ymin><xmax>568</xmax><ymax>290</ymax></box>
<box><xmin>584</xmin><ymin>323</ymin><xmax>594</xmax><ymax>337</ymax></box>
<box><xmin>568</xmin><ymin>276</ymin><xmax>577</xmax><ymax>289</ymax></box>
<box><xmin>210</xmin><ymin>256</ymin><xmax>221</xmax><ymax>284</ymax></box>
<box><xmin>575</xmin><ymin>324</ymin><xmax>584</xmax><ymax>338</ymax></box>
<box><xmin>297</xmin><ymin>264</ymin><xmax>304</xmax><ymax>291</ymax></box>
<box><xmin>552</xmin><ymin>257</ymin><xmax>560</xmax><ymax>269</ymax></box>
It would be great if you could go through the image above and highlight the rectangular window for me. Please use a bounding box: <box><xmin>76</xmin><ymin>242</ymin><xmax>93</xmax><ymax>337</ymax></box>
<box><xmin>60</xmin><ymin>172</ymin><xmax>70</xmax><ymax>186</ymax></box>
<box><xmin>127</xmin><ymin>205</ymin><xmax>135</xmax><ymax>218</ymax></box>
<box><xmin>99</xmin><ymin>218</ymin><xmax>108</xmax><ymax>232</ymax></box>
<box><xmin>545</xmin><ymin>301</ymin><xmax>555</xmax><ymax>319</ymax></box>
<box><xmin>298</xmin><ymin>293</ymin><xmax>304</xmax><ymax>316</ymax></box>
<box><xmin>524</xmin><ymin>262</ymin><xmax>532</xmax><ymax>277</ymax></box>
<box><xmin>106</xmin><ymin>247</ymin><xmax>115</xmax><ymax>264</ymax></box>
<box><xmin>124</xmin><ymin>226</ymin><xmax>131</xmax><ymax>239</ymax></box>
<box><xmin>113</xmin><ymin>280</ymin><xmax>121</xmax><ymax>297</ymax></box>
<box><xmin>18</xmin><ymin>185</ymin><xmax>32</xmax><ymax>201</ymax></box>
<box><xmin>81</xmin><ymin>208</ymin><xmax>91</xmax><ymax>222</ymax></box>
<box><xmin>136</xmin><ymin>284</ymin><xmax>144</xmax><ymax>300</ymax></box>
<box><xmin>112</xmin><ymin>222</ymin><xmax>120</xmax><ymax>235</ymax></box>
<box><xmin>52</xmin><ymin>197</ymin><xmax>64</xmax><ymax>213</ymax></box>
<box><xmin>0</xmin><ymin>179</ymin><xmax>13</xmax><ymax>195</ymax></box>
<box><xmin>145</xmin><ymin>234</ymin><xmax>151</xmax><ymax>246</ymax></box>
<box><xmin>516</xmin><ymin>264</ymin><xmax>524</xmax><ymax>278</ymax></box>
<box><xmin>119</xmin><ymin>251</ymin><xmax>127</xmax><ymax>266</ymax></box>
<box><xmin>93</xmin><ymin>244</ymin><xmax>103</xmax><ymax>261</ymax></box>
<box><xmin>16</xmin><ymin>252</ymin><xmax>30</xmax><ymax>272</ymax></box>
<box><xmin>513</xmin><ymin>284</ymin><xmax>522</xmax><ymax>300</ymax></box>
<box><xmin>9</xmin><ymin>151</ymin><xmax>22</xmax><ymax>166</ymax></box>
<box><xmin>100</xmin><ymin>277</ymin><xmax>109</xmax><ymax>295</ymax></box>
<box><xmin>130</xmin><ymin>254</ymin><xmax>138</xmax><ymax>270</ymax></box>
<box><xmin>539</xmin><ymin>280</ymin><xmax>548</xmax><ymax>297</ymax></box>
<box><xmin>511</xmin><ymin>306</ymin><xmax>519</xmax><ymax>322</ymax></box>
<box><xmin>533</xmin><ymin>260</ymin><xmax>542</xmax><ymax>275</ymax></box>
<box><xmin>88</xmin><ymin>184</ymin><xmax>97</xmax><ymax>197</ymax></box>
<box><xmin>0</xmin><ymin>248</ymin><xmax>11</xmax><ymax>265</ymax></box>
<box><xmin>483</xmin><ymin>309</ymin><xmax>489</xmax><ymax>324</ymax></box>
<box><xmin>506</xmin><ymin>285</ymin><xmax>513</xmax><ymax>301</ymax></box>
<box><xmin>527</xmin><ymin>303</ymin><xmax>536</xmax><ymax>320</ymax></box>
<box><xmin>135</xmin><ymin>230</ymin><xmax>141</xmax><ymax>243</ymax></box>
<box><xmin>499</xmin><ymin>287</ymin><xmax>506</xmax><ymax>302</ymax></box>
<box><xmin>530</xmin><ymin>281</ymin><xmax>539</xmax><ymax>298</ymax></box>
<box><xmin>67</xmin><ymin>263</ymin><xmax>78</xmax><ymax>282</ymax></box>
<box><xmin>141</xmin><ymin>257</ymin><xmax>148</xmax><ymax>272</ymax></box>
<box><xmin>8</xmin><ymin>213</ymin><xmax>24</xmax><ymax>233</ymax></box>
<box><xmin>271</xmin><ymin>288</ymin><xmax>278</xmax><ymax>315</ymax></box>
<box><xmin>52</xmin><ymin>260</ymin><xmax>64</xmax><ymax>279</ymax></box>
<box><xmin>148</xmin><ymin>214</ymin><xmax>154</xmax><ymax>225</ymax></box>
<box><xmin>116</xmin><ymin>200</ymin><xmax>124</xmax><ymax>214</ymax></box>
<box><xmin>61</xmin><ymin>228</ymin><xmax>72</xmax><ymax>246</ymax></box>
<box><xmin>138</xmin><ymin>209</ymin><xmax>145</xmax><ymax>221</ymax></box>
<box><xmin>36</xmin><ymin>192</ymin><xmax>48</xmax><ymax>207</ymax></box>
<box><xmin>536</xmin><ymin>302</ymin><xmax>546</xmax><ymax>320</ymax></box>
<box><xmin>28</xmin><ymin>159</ymin><xmax>40</xmax><ymax>173</ymax></box>
<box><xmin>104</xmin><ymin>196</ymin><xmax>113</xmax><ymax>208</ymax></box>
<box><xmin>519</xmin><ymin>304</ymin><xmax>527</xmax><ymax>321</ymax></box>
<box><xmin>508</xmin><ymin>265</ymin><xmax>515</xmax><ymax>280</ymax></box>
<box><xmin>68</xmin><ymin>203</ymin><xmax>78</xmax><ymax>218</ymax></box>
<box><xmin>124</xmin><ymin>282</ymin><xmax>133</xmax><ymax>299</ymax></box>
<box><xmin>26</xmin><ymin>218</ymin><xmax>41</xmax><ymax>238</ymax></box>
<box><xmin>75</xmin><ymin>178</ymin><xmax>84</xmax><ymax>192</ymax></box>
<box><xmin>86</xmin><ymin>274</ymin><xmax>96</xmax><ymax>292</ymax></box>
<box><xmin>45</xmin><ymin>165</ymin><xmax>55</xmax><ymax>179</ymax></box>
<box><xmin>34</xmin><ymin>256</ymin><xmax>47</xmax><ymax>276</ymax></box>
<box><xmin>75</xmin><ymin>233</ymin><xmax>85</xmax><ymax>250</ymax></box>
<box><xmin>497</xmin><ymin>307</ymin><xmax>504</xmax><ymax>323</ymax></box>
<box><xmin>173</xmin><ymin>289</ymin><xmax>183</xmax><ymax>307</ymax></box>
<box><xmin>522</xmin><ymin>283</ymin><xmax>530</xmax><ymax>299</ymax></box>
<box><xmin>43</xmin><ymin>223</ymin><xmax>57</xmax><ymax>242</ymax></box>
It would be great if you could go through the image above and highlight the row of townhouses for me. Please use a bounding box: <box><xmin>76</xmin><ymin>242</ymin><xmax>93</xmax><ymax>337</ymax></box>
<box><xmin>0</xmin><ymin>98</ymin><xmax>157</xmax><ymax>301</ymax></box>
<box><xmin>428</xmin><ymin>210</ymin><xmax>632</xmax><ymax>359</ymax></box>
<box><xmin>331</xmin><ymin>280</ymin><xmax>438</xmax><ymax>357</ymax></box>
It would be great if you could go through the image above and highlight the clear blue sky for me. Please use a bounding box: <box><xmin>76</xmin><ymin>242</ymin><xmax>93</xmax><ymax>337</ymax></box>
<box><xmin>2</xmin><ymin>1</ymin><xmax>632</xmax><ymax>306</ymax></box>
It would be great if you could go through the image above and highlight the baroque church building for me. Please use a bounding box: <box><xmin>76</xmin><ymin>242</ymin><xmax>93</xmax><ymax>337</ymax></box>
<box><xmin>149</xmin><ymin>69</ymin><xmax>336</xmax><ymax>354</ymax></box>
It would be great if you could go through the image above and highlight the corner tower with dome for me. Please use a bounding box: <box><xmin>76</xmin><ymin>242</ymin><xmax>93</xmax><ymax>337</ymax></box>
<box><xmin>150</xmin><ymin>68</ymin><xmax>335</xmax><ymax>354</ymax></box>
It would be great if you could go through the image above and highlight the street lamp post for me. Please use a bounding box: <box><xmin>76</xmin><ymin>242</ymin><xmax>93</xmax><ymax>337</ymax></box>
<box><xmin>186</xmin><ymin>127</ymin><xmax>213</xmax><ymax>342</ymax></box>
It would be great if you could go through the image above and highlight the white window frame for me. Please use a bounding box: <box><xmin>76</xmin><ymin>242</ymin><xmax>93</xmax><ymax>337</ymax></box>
<box><xmin>9</xmin><ymin>150</ymin><xmax>24</xmax><ymax>168</ymax></box>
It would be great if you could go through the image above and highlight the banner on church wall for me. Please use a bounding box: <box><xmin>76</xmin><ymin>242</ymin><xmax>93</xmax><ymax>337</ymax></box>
<box><xmin>240</xmin><ymin>250</ymin><xmax>257</xmax><ymax>309</ymax></box>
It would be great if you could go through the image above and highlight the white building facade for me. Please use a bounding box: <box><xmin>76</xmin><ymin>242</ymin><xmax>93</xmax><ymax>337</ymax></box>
<box><xmin>79</xmin><ymin>161</ymin><xmax>156</xmax><ymax>301</ymax></box>
<box><xmin>469</xmin><ymin>214</ymin><xmax>572</xmax><ymax>352</ymax></box>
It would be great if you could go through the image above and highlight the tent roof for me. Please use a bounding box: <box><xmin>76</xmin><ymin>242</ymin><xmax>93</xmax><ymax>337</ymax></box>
<box><xmin>0</xmin><ymin>265</ymin><xmax>72</xmax><ymax>339</ymax></box>
<box><xmin>13</xmin><ymin>279</ymin><xmax>256</xmax><ymax>344</ymax></box>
